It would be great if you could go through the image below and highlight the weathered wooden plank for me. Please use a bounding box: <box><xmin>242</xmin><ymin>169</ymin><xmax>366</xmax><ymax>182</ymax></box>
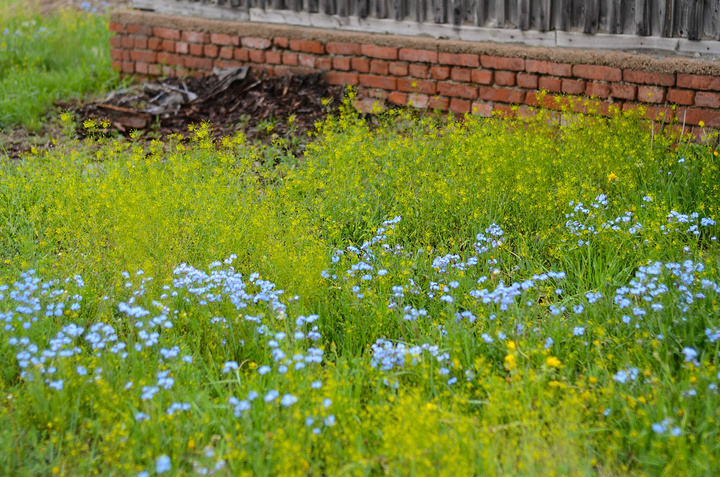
<box><xmin>474</xmin><ymin>0</ymin><xmax>486</xmax><ymax>24</ymax></box>
<box><xmin>580</xmin><ymin>0</ymin><xmax>599</xmax><ymax>33</ymax></box>
<box><xmin>518</xmin><ymin>0</ymin><xmax>530</xmax><ymax>29</ymax></box>
<box><xmin>507</xmin><ymin>0</ymin><xmax>519</xmax><ymax>27</ymax></box>
<box><xmin>320</xmin><ymin>0</ymin><xmax>335</xmax><ymax>14</ymax></box>
<box><xmin>334</xmin><ymin>0</ymin><xmax>349</xmax><ymax>16</ymax></box>
<box><xmin>536</xmin><ymin>0</ymin><xmax>552</xmax><ymax>31</ymax></box>
<box><xmin>305</xmin><ymin>0</ymin><xmax>318</xmax><ymax>13</ymax></box>
<box><xmin>704</xmin><ymin>0</ymin><xmax>720</xmax><ymax>39</ymax></box>
<box><xmin>387</xmin><ymin>0</ymin><xmax>404</xmax><ymax>19</ymax></box>
<box><xmin>621</xmin><ymin>0</ymin><xmax>636</xmax><ymax>34</ymax></box>
<box><xmin>465</xmin><ymin>0</ymin><xmax>476</xmax><ymax>25</ymax></box>
<box><xmin>676</xmin><ymin>0</ymin><xmax>703</xmax><ymax>39</ymax></box>
<box><xmin>432</xmin><ymin>0</ymin><xmax>447</xmax><ymax>22</ymax></box>
<box><xmin>635</xmin><ymin>0</ymin><xmax>650</xmax><ymax>35</ymax></box>
<box><xmin>494</xmin><ymin>0</ymin><xmax>505</xmax><ymax>26</ymax></box>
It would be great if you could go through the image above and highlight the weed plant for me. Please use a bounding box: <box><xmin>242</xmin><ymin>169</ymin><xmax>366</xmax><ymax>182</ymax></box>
<box><xmin>0</xmin><ymin>104</ymin><xmax>719</xmax><ymax>475</ymax></box>
<box><xmin>0</xmin><ymin>0</ymin><xmax>117</xmax><ymax>130</ymax></box>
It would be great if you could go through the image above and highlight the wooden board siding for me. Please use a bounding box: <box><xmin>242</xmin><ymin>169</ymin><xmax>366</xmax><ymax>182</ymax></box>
<box><xmin>133</xmin><ymin>0</ymin><xmax>720</xmax><ymax>53</ymax></box>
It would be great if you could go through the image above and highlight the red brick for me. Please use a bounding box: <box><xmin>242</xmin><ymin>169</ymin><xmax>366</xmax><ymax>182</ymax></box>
<box><xmin>361</xmin><ymin>44</ymin><xmax>398</xmax><ymax>60</ymax></box>
<box><xmin>290</xmin><ymin>39</ymin><xmax>325</xmax><ymax>54</ymax></box>
<box><xmin>110</xmin><ymin>36</ymin><xmax>122</xmax><ymax>48</ymax></box>
<box><xmin>182</xmin><ymin>31</ymin><xmax>208</xmax><ymax>44</ymax></box>
<box><xmin>211</xmin><ymin>33</ymin><xmax>240</xmax><ymax>46</ymax></box>
<box><xmin>586</xmin><ymin>82</ymin><xmax>611</xmax><ymax>98</ymax></box>
<box><xmin>525</xmin><ymin>59</ymin><xmax>572</xmax><ymax>77</ymax></box>
<box><xmin>517</xmin><ymin>73</ymin><xmax>538</xmax><ymax>89</ymax></box>
<box><xmin>109</xmin><ymin>22</ymin><xmax>125</xmax><ymax>33</ymax></box>
<box><xmin>157</xmin><ymin>52</ymin><xmax>184</xmax><ymax>67</ymax></box>
<box><xmin>388</xmin><ymin>91</ymin><xmax>408</xmax><ymax>106</ymax></box>
<box><xmin>397</xmin><ymin>78</ymin><xmax>436</xmax><ymax>95</ymax></box>
<box><xmin>130</xmin><ymin>50</ymin><xmax>156</xmax><ymax>63</ymax></box>
<box><xmin>430</xmin><ymin>66</ymin><xmax>450</xmax><ymax>80</ymax></box>
<box><xmin>678</xmin><ymin>74</ymin><xmax>720</xmax><ymax>91</ymax></box>
<box><xmin>471</xmin><ymin>102</ymin><xmax>493</xmax><ymax>117</ymax></box>
<box><xmin>234</xmin><ymin>48</ymin><xmax>250</xmax><ymax>62</ymax></box>
<box><xmin>299</xmin><ymin>54</ymin><xmax>316</xmax><ymax>68</ymax></box>
<box><xmin>127</xmin><ymin>24</ymin><xmax>152</xmax><ymax>36</ymax></box>
<box><xmin>241</xmin><ymin>37</ymin><xmax>272</xmax><ymax>50</ymax></box>
<box><xmin>493</xmin><ymin>104</ymin><xmax>514</xmax><ymax>118</ymax></box>
<box><xmin>408</xmin><ymin>93</ymin><xmax>429</xmax><ymax>108</ymax></box>
<box><xmin>162</xmin><ymin>65</ymin><xmax>176</xmax><ymax>78</ymax></box>
<box><xmin>135</xmin><ymin>61</ymin><xmax>149</xmax><ymax>75</ymax></box>
<box><xmin>175</xmin><ymin>42</ymin><xmax>188</xmax><ymax>54</ymax></box>
<box><xmin>438</xmin><ymin>82</ymin><xmax>478</xmax><ymax>99</ymax></box>
<box><xmin>351</xmin><ymin>58</ymin><xmax>370</xmax><ymax>73</ymax></box>
<box><xmin>428</xmin><ymin>96</ymin><xmax>450</xmax><ymax>110</ymax></box>
<box><xmin>189</xmin><ymin>44</ymin><xmax>204</xmax><ymax>56</ymax></box>
<box><xmin>449</xmin><ymin>98</ymin><xmax>471</xmax><ymax>114</ymax></box>
<box><xmin>451</xmin><ymin>68</ymin><xmax>471</xmax><ymax>82</ymax></box>
<box><xmin>249</xmin><ymin>50</ymin><xmax>265</xmax><ymax>63</ymax></box>
<box><xmin>472</xmin><ymin>70</ymin><xmax>494</xmax><ymax>85</ymax></box>
<box><xmin>122</xmin><ymin>50</ymin><xmax>130</xmax><ymax>62</ymax></box>
<box><xmin>439</xmin><ymin>52</ymin><xmax>479</xmax><ymax>67</ymax></box>
<box><xmin>274</xmin><ymin>37</ymin><xmax>289</xmax><ymax>48</ymax></box>
<box><xmin>282</xmin><ymin>52</ymin><xmax>298</xmax><ymax>65</ymax></box>
<box><xmin>480</xmin><ymin>55</ymin><xmax>524</xmax><ymax>71</ymax></box>
<box><xmin>148</xmin><ymin>64</ymin><xmax>162</xmax><ymax>76</ymax></box>
<box><xmin>370</xmin><ymin>60</ymin><xmax>389</xmax><ymax>75</ymax></box>
<box><xmin>265</xmin><ymin>51</ymin><xmax>282</xmax><ymax>64</ymax></box>
<box><xmin>204</xmin><ymin>44</ymin><xmax>219</xmax><ymax>58</ymax></box>
<box><xmin>623</xmin><ymin>104</ymin><xmax>674</xmax><ymax>122</ymax></box>
<box><xmin>494</xmin><ymin>71</ymin><xmax>516</xmax><ymax>86</ymax></box>
<box><xmin>185</xmin><ymin>56</ymin><xmax>213</xmax><ymax>70</ymax></box>
<box><xmin>562</xmin><ymin>79</ymin><xmax>585</xmax><ymax>95</ymax></box>
<box><xmin>121</xmin><ymin>36</ymin><xmax>134</xmax><ymax>48</ymax></box>
<box><xmin>154</xmin><ymin>27</ymin><xmax>181</xmax><ymax>40</ymax></box>
<box><xmin>637</xmin><ymin>86</ymin><xmax>666</xmax><ymax>103</ymax></box>
<box><xmin>539</xmin><ymin>76</ymin><xmax>562</xmax><ymax>93</ymax></box>
<box><xmin>317</xmin><ymin>58</ymin><xmax>331</xmax><ymax>70</ymax></box>
<box><xmin>694</xmin><ymin>91</ymin><xmax>720</xmax><ymax>108</ymax></box>
<box><xmin>623</xmin><ymin>70</ymin><xmax>675</xmax><ymax>87</ymax></box>
<box><xmin>121</xmin><ymin>61</ymin><xmax>134</xmax><ymax>74</ymax></box>
<box><xmin>610</xmin><ymin>83</ymin><xmax>636</xmax><ymax>100</ymax></box>
<box><xmin>399</xmin><ymin>48</ymin><xmax>438</xmax><ymax>63</ymax></box>
<box><xmin>333</xmin><ymin>57</ymin><xmax>351</xmax><ymax>70</ymax></box>
<box><xmin>110</xmin><ymin>49</ymin><xmax>123</xmax><ymax>61</ymax></box>
<box><xmin>134</xmin><ymin>37</ymin><xmax>147</xmax><ymax>49</ymax></box>
<box><xmin>219</xmin><ymin>46</ymin><xmax>234</xmax><ymax>60</ymax></box>
<box><xmin>359</xmin><ymin>74</ymin><xmax>397</xmax><ymax>90</ymax></box>
<box><xmin>667</xmin><ymin>89</ymin><xmax>694</xmax><ymax>105</ymax></box>
<box><xmin>326</xmin><ymin>42</ymin><xmax>361</xmax><ymax>55</ymax></box>
<box><xmin>162</xmin><ymin>40</ymin><xmax>176</xmax><ymax>53</ymax></box>
<box><xmin>389</xmin><ymin>62</ymin><xmax>408</xmax><ymax>76</ymax></box>
<box><xmin>573</xmin><ymin>64</ymin><xmax>622</xmax><ymax>82</ymax></box>
<box><xmin>111</xmin><ymin>60</ymin><xmax>122</xmax><ymax>72</ymax></box>
<box><xmin>325</xmin><ymin>71</ymin><xmax>359</xmax><ymax>86</ymax></box>
<box><xmin>479</xmin><ymin>86</ymin><xmax>526</xmax><ymax>103</ymax></box>
<box><xmin>409</xmin><ymin>64</ymin><xmax>429</xmax><ymax>79</ymax></box>
<box><xmin>148</xmin><ymin>38</ymin><xmax>162</xmax><ymax>51</ymax></box>
<box><xmin>214</xmin><ymin>60</ymin><xmax>243</xmax><ymax>70</ymax></box>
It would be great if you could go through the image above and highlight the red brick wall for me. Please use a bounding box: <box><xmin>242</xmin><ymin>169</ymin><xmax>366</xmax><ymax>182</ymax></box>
<box><xmin>110</xmin><ymin>15</ymin><xmax>720</xmax><ymax>129</ymax></box>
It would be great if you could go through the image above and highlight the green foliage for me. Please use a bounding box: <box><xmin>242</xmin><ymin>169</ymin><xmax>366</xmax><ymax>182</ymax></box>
<box><xmin>0</xmin><ymin>102</ymin><xmax>719</xmax><ymax>476</ymax></box>
<box><xmin>0</xmin><ymin>1</ymin><xmax>118</xmax><ymax>130</ymax></box>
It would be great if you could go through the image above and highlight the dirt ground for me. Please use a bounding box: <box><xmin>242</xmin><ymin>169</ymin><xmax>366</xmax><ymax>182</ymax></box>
<box><xmin>1</xmin><ymin>67</ymin><xmax>346</xmax><ymax>159</ymax></box>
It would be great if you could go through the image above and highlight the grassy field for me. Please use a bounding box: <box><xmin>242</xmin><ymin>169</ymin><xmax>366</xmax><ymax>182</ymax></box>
<box><xmin>0</xmin><ymin>0</ymin><xmax>117</xmax><ymax>131</ymax></box>
<box><xmin>2</xmin><ymin>4</ymin><xmax>720</xmax><ymax>476</ymax></box>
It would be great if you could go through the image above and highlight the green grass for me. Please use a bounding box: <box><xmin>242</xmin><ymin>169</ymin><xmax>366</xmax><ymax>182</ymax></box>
<box><xmin>0</xmin><ymin>0</ymin><xmax>118</xmax><ymax>131</ymax></box>
<box><xmin>0</xmin><ymin>104</ymin><xmax>719</xmax><ymax>476</ymax></box>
